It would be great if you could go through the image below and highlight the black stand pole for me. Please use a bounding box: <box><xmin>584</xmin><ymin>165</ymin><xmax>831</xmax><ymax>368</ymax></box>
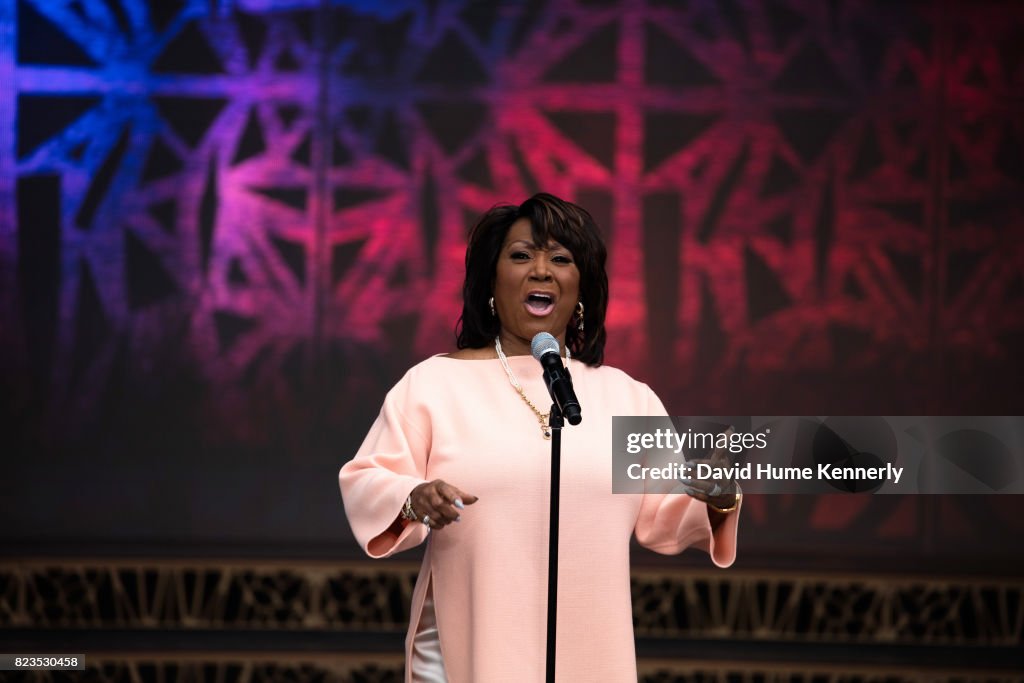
<box><xmin>545</xmin><ymin>402</ymin><xmax>563</xmax><ymax>683</ymax></box>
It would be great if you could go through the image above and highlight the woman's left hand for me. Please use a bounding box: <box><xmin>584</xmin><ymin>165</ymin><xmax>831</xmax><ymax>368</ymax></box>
<box><xmin>679</xmin><ymin>427</ymin><xmax>740</xmax><ymax>511</ymax></box>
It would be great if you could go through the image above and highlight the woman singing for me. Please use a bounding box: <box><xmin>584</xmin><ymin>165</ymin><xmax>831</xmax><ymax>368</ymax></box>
<box><xmin>339</xmin><ymin>193</ymin><xmax>741</xmax><ymax>682</ymax></box>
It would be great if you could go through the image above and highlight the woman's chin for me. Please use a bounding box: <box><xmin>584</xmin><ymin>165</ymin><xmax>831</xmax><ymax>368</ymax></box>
<box><xmin>506</xmin><ymin>322</ymin><xmax>567</xmax><ymax>345</ymax></box>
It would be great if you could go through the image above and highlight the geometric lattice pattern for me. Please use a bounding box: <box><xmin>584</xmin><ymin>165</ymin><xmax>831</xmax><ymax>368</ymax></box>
<box><xmin>2</xmin><ymin>560</ymin><xmax>1021</xmax><ymax>646</ymax></box>
<box><xmin>633</xmin><ymin>568</ymin><xmax>1024</xmax><ymax>645</ymax></box>
<box><xmin>0</xmin><ymin>561</ymin><xmax>416</xmax><ymax>630</ymax></box>
<box><xmin>1</xmin><ymin>560</ymin><xmax>1022</xmax><ymax>679</ymax></box>
<box><xmin>2</xmin><ymin>1</ymin><xmax>1024</xmax><ymax>553</ymax></box>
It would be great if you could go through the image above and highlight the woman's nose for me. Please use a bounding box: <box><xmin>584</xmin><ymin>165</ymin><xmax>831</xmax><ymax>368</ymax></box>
<box><xmin>530</xmin><ymin>256</ymin><xmax>553</xmax><ymax>280</ymax></box>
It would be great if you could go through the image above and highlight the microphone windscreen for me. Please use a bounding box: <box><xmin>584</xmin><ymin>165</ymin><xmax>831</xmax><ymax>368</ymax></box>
<box><xmin>531</xmin><ymin>332</ymin><xmax>560</xmax><ymax>360</ymax></box>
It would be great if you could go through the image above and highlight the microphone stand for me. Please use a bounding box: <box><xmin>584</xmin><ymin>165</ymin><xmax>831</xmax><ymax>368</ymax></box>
<box><xmin>545</xmin><ymin>401</ymin><xmax>563</xmax><ymax>683</ymax></box>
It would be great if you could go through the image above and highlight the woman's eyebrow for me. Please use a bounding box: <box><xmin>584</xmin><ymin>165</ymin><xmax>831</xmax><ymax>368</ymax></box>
<box><xmin>507</xmin><ymin>239</ymin><xmax>567</xmax><ymax>250</ymax></box>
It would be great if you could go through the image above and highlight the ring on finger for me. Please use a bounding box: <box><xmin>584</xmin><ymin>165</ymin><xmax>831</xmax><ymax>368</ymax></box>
<box><xmin>422</xmin><ymin>514</ymin><xmax>432</xmax><ymax>527</ymax></box>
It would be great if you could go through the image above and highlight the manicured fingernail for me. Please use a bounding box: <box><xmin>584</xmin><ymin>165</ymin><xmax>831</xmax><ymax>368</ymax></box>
<box><xmin>679</xmin><ymin>477</ymin><xmax>695</xmax><ymax>485</ymax></box>
<box><xmin>680</xmin><ymin>483</ymin><xmax>700</xmax><ymax>496</ymax></box>
<box><xmin>455</xmin><ymin>515</ymin><xmax>461</xmax><ymax>522</ymax></box>
<box><xmin>454</xmin><ymin>498</ymin><xmax>465</xmax><ymax>510</ymax></box>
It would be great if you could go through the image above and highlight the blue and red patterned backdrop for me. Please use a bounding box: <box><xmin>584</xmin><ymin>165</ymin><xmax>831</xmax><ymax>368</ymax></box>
<box><xmin>1</xmin><ymin>0</ymin><xmax>1022</xmax><ymax>565</ymax></box>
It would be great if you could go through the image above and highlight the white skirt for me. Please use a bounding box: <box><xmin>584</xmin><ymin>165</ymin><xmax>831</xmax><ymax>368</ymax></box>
<box><xmin>411</xmin><ymin>579</ymin><xmax>448</xmax><ymax>682</ymax></box>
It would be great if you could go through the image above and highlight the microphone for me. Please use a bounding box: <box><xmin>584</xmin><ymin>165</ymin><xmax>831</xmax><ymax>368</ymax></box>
<box><xmin>531</xmin><ymin>332</ymin><xmax>582</xmax><ymax>426</ymax></box>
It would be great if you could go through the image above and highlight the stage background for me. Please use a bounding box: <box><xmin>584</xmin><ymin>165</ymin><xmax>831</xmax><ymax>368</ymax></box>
<box><xmin>1</xmin><ymin>0</ymin><xmax>1022</xmax><ymax>680</ymax></box>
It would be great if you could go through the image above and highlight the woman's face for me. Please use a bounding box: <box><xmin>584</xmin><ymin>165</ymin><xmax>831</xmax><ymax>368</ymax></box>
<box><xmin>493</xmin><ymin>217</ymin><xmax>580</xmax><ymax>355</ymax></box>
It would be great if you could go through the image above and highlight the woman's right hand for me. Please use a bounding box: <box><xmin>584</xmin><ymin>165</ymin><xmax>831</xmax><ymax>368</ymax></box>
<box><xmin>410</xmin><ymin>479</ymin><xmax>478</xmax><ymax>529</ymax></box>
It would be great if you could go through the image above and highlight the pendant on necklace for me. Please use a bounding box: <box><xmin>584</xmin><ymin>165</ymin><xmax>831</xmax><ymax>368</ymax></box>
<box><xmin>541</xmin><ymin>416</ymin><xmax>552</xmax><ymax>440</ymax></box>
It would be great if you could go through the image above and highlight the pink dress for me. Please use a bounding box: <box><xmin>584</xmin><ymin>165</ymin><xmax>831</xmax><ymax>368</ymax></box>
<box><xmin>339</xmin><ymin>354</ymin><xmax>740</xmax><ymax>682</ymax></box>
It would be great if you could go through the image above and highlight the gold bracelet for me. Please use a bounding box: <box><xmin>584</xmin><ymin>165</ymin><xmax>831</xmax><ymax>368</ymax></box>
<box><xmin>707</xmin><ymin>492</ymin><xmax>741</xmax><ymax>514</ymax></box>
<box><xmin>401</xmin><ymin>495</ymin><xmax>419</xmax><ymax>522</ymax></box>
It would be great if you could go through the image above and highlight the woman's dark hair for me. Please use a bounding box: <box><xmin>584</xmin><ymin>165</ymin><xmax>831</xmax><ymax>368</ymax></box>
<box><xmin>456</xmin><ymin>193</ymin><xmax>608</xmax><ymax>366</ymax></box>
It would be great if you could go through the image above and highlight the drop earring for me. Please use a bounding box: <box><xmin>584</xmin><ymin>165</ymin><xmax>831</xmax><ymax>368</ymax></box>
<box><xmin>575</xmin><ymin>301</ymin><xmax>584</xmax><ymax>334</ymax></box>
<box><xmin>489</xmin><ymin>296</ymin><xmax>496</xmax><ymax>317</ymax></box>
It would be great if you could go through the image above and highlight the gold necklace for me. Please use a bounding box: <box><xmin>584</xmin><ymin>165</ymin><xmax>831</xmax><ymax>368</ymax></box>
<box><xmin>494</xmin><ymin>336</ymin><xmax>570</xmax><ymax>440</ymax></box>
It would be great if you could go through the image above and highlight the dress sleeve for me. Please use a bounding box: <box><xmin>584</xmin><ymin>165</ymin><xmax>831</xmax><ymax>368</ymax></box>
<box><xmin>632</xmin><ymin>388</ymin><xmax>741</xmax><ymax>568</ymax></box>
<box><xmin>339</xmin><ymin>371</ymin><xmax>431</xmax><ymax>558</ymax></box>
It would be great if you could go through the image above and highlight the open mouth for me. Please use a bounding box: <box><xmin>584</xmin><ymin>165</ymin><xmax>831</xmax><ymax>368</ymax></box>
<box><xmin>525</xmin><ymin>292</ymin><xmax>556</xmax><ymax>316</ymax></box>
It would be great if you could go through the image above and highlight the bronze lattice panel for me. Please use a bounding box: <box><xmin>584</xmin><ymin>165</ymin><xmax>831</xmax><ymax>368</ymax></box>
<box><xmin>1</xmin><ymin>561</ymin><xmax>1020</xmax><ymax>647</ymax></box>
<box><xmin>630</xmin><ymin>571</ymin><xmax>1024</xmax><ymax>644</ymax></box>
